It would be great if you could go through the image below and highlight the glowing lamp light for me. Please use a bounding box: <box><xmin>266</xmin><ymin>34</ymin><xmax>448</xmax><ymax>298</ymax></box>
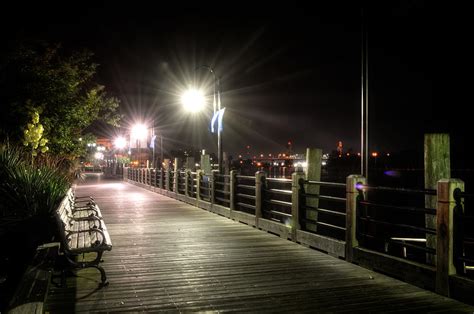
<box><xmin>94</xmin><ymin>152</ymin><xmax>104</xmax><ymax>160</ymax></box>
<box><xmin>114</xmin><ymin>136</ymin><xmax>127</xmax><ymax>149</ymax></box>
<box><xmin>131</xmin><ymin>124</ymin><xmax>148</xmax><ymax>140</ymax></box>
<box><xmin>371</xmin><ymin>152</ymin><xmax>378</xmax><ymax>157</ymax></box>
<box><xmin>181</xmin><ymin>89</ymin><xmax>205</xmax><ymax>113</ymax></box>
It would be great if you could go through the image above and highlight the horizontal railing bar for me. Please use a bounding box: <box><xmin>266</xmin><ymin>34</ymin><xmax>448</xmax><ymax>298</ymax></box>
<box><xmin>263</xmin><ymin>209</ymin><xmax>292</xmax><ymax>218</ymax></box>
<box><xmin>305</xmin><ymin>180</ymin><xmax>346</xmax><ymax>188</ymax></box>
<box><xmin>215</xmin><ymin>189</ymin><xmax>230</xmax><ymax>195</ymax></box>
<box><xmin>464</xmin><ymin>237</ymin><xmax>474</xmax><ymax>244</ymax></box>
<box><xmin>264</xmin><ymin>199</ymin><xmax>292</xmax><ymax>207</ymax></box>
<box><xmin>215</xmin><ymin>174</ymin><xmax>230</xmax><ymax>178</ymax></box>
<box><xmin>200</xmin><ymin>186</ymin><xmax>210</xmax><ymax>191</ymax></box>
<box><xmin>266</xmin><ymin>178</ymin><xmax>292</xmax><ymax>183</ymax></box>
<box><xmin>357</xmin><ymin>184</ymin><xmax>437</xmax><ymax>195</ymax></box>
<box><xmin>264</xmin><ymin>188</ymin><xmax>292</xmax><ymax>195</ymax></box>
<box><xmin>302</xmin><ymin>218</ymin><xmax>346</xmax><ymax>232</ymax></box>
<box><xmin>358</xmin><ymin>216</ymin><xmax>437</xmax><ymax>235</ymax></box>
<box><xmin>215</xmin><ymin>197</ymin><xmax>230</xmax><ymax>204</ymax></box>
<box><xmin>237</xmin><ymin>184</ymin><xmax>256</xmax><ymax>190</ymax></box>
<box><xmin>236</xmin><ymin>202</ymin><xmax>256</xmax><ymax>210</ymax></box>
<box><xmin>359</xmin><ymin>200</ymin><xmax>436</xmax><ymax>215</ymax></box>
<box><xmin>388</xmin><ymin>239</ymin><xmax>436</xmax><ymax>254</ymax></box>
<box><xmin>215</xmin><ymin>181</ymin><xmax>230</xmax><ymax>186</ymax></box>
<box><xmin>458</xmin><ymin>192</ymin><xmax>474</xmax><ymax>198</ymax></box>
<box><xmin>458</xmin><ymin>256</ymin><xmax>474</xmax><ymax>264</ymax></box>
<box><xmin>236</xmin><ymin>175</ymin><xmax>255</xmax><ymax>180</ymax></box>
<box><xmin>301</xmin><ymin>193</ymin><xmax>346</xmax><ymax>203</ymax></box>
<box><xmin>301</xmin><ymin>206</ymin><xmax>346</xmax><ymax>217</ymax></box>
<box><xmin>237</xmin><ymin>193</ymin><xmax>256</xmax><ymax>200</ymax></box>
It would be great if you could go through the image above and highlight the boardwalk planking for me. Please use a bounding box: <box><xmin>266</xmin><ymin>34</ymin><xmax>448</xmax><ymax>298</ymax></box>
<box><xmin>45</xmin><ymin>174</ymin><xmax>473</xmax><ymax>313</ymax></box>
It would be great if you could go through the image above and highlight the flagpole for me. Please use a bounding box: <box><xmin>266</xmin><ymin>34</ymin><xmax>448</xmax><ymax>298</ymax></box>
<box><xmin>197</xmin><ymin>65</ymin><xmax>223</xmax><ymax>173</ymax></box>
<box><xmin>152</xmin><ymin>127</ymin><xmax>155</xmax><ymax>168</ymax></box>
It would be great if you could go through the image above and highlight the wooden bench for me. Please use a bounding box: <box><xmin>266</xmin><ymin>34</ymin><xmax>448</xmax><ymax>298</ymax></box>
<box><xmin>54</xmin><ymin>189</ymin><xmax>112</xmax><ymax>286</ymax></box>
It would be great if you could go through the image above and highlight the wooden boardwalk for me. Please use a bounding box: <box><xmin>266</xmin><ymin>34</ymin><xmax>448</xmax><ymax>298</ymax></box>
<box><xmin>45</xmin><ymin>174</ymin><xmax>473</xmax><ymax>313</ymax></box>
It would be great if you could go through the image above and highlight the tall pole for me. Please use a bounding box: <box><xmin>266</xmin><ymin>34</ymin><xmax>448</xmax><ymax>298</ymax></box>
<box><xmin>160</xmin><ymin>135</ymin><xmax>163</xmax><ymax>166</ymax></box>
<box><xmin>361</xmin><ymin>6</ymin><xmax>369</xmax><ymax>180</ymax></box>
<box><xmin>197</xmin><ymin>65</ymin><xmax>223</xmax><ymax>173</ymax></box>
<box><xmin>152</xmin><ymin>127</ymin><xmax>155</xmax><ymax>168</ymax></box>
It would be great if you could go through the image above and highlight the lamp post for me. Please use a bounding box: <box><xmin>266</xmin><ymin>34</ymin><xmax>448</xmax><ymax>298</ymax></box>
<box><xmin>114</xmin><ymin>136</ymin><xmax>127</xmax><ymax>173</ymax></box>
<box><xmin>181</xmin><ymin>65</ymin><xmax>224</xmax><ymax>173</ymax></box>
<box><xmin>131</xmin><ymin>124</ymin><xmax>147</xmax><ymax>168</ymax></box>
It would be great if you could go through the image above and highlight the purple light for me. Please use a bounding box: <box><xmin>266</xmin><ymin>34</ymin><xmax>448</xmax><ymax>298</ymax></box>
<box><xmin>384</xmin><ymin>170</ymin><xmax>401</xmax><ymax>177</ymax></box>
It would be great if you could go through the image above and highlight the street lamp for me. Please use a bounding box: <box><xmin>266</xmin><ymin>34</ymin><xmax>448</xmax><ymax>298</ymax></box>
<box><xmin>181</xmin><ymin>65</ymin><xmax>224</xmax><ymax>173</ymax></box>
<box><xmin>131</xmin><ymin>124</ymin><xmax>148</xmax><ymax>167</ymax></box>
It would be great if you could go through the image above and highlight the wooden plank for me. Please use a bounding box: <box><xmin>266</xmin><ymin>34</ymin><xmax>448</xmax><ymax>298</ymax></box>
<box><xmin>296</xmin><ymin>229</ymin><xmax>345</xmax><ymax>258</ymax></box>
<box><xmin>230</xmin><ymin>210</ymin><xmax>256</xmax><ymax>227</ymax></box>
<box><xmin>45</xmin><ymin>175</ymin><xmax>474</xmax><ymax>313</ymax></box>
<box><xmin>257</xmin><ymin>218</ymin><xmax>291</xmax><ymax>239</ymax></box>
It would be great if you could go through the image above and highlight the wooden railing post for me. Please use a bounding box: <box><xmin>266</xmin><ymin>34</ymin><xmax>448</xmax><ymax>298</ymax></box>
<box><xmin>211</xmin><ymin>170</ymin><xmax>219</xmax><ymax>206</ymax></box>
<box><xmin>229</xmin><ymin>170</ymin><xmax>237</xmax><ymax>211</ymax></box>
<box><xmin>255</xmin><ymin>171</ymin><xmax>266</xmax><ymax>225</ymax></box>
<box><xmin>291</xmin><ymin>171</ymin><xmax>305</xmax><ymax>239</ymax></box>
<box><xmin>159</xmin><ymin>168</ymin><xmax>164</xmax><ymax>189</ymax></box>
<box><xmin>123</xmin><ymin>167</ymin><xmax>128</xmax><ymax>180</ymax></box>
<box><xmin>165</xmin><ymin>169</ymin><xmax>171</xmax><ymax>191</ymax></box>
<box><xmin>346</xmin><ymin>175</ymin><xmax>367</xmax><ymax>263</ymax></box>
<box><xmin>196</xmin><ymin>170</ymin><xmax>202</xmax><ymax>201</ymax></box>
<box><xmin>185</xmin><ymin>170</ymin><xmax>190</xmax><ymax>196</ymax></box>
<box><xmin>436</xmin><ymin>178</ymin><xmax>464</xmax><ymax>296</ymax></box>
<box><xmin>173</xmin><ymin>158</ymin><xmax>180</xmax><ymax>195</ymax></box>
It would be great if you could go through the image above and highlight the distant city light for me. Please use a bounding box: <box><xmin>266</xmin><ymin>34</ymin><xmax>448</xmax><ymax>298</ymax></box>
<box><xmin>94</xmin><ymin>152</ymin><xmax>104</xmax><ymax>160</ymax></box>
<box><xmin>371</xmin><ymin>152</ymin><xmax>378</xmax><ymax>157</ymax></box>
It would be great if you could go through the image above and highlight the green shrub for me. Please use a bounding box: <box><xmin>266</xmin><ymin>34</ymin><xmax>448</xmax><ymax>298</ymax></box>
<box><xmin>0</xmin><ymin>144</ymin><xmax>71</xmax><ymax>224</ymax></box>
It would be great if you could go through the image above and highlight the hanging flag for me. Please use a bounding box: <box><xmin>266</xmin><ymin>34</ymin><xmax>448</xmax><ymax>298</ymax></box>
<box><xmin>210</xmin><ymin>107</ymin><xmax>226</xmax><ymax>133</ymax></box>
<box><xmin>217</xmin><ymin>107</ymin><xmax>226</xmax><ymax>133</ymax></box>
<box><xmin>150</xmin><ymin>135</ymin><xmax>157</xmax><ymax>148</ymax></box>
<box><xmin>210</xmin><ymin>110</ymin><xmax>219</xmax><ymax>133</ymax></box>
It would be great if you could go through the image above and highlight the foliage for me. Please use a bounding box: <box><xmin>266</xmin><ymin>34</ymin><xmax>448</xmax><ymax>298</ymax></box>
<box><xmin>0</xmin><ymin>41</ymin><xmax>121</xmax><ymax>158</ymax></box>
<box><xmin>117</xmin><ymin>156</ymin><xmax>131</xmax><ymax>164</ymax></box>
<box><xmin>23</xmin><ymin>109</ymin><xmax>49</xmax><ymax>161</ymax></box>
<box><xmin>0</xmin><ymin>143</ymin><xmax>70</xmax><ymax>224</ymax></box>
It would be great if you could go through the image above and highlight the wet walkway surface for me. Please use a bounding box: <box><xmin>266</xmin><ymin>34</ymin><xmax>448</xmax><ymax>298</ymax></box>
<box><xmin>45</xmin><ymin>173</ymin><xmax>474</xmax><ymax>313</ymax></box>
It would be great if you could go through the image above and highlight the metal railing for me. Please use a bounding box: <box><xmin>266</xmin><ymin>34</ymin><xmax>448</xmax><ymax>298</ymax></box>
<box><xmin>300</xmin><ymin>180</ymin><xmax>347</xmax><ymax>241</ymax></box>
<box><xmin>214</xmin><ymin>173</ymin><xmax>230</xmax><ymax>206</ymax></box>
<box><xmin>199</xmin><ymin>172</ymin><xmax>212</xmax><ymax>202</ymax></box>
<box><xmin>188</xmin><ymin>171</ymin><xmax>197</xmax><ymax>199</ymax></box>
<box><xmin>356</xmin><ymin>184</ymin><xmax>437</xmax><ymax>265</ymax></box>
<box><xmin>235</xmin><ymin>175</ymin><xmax>256</xmax><ymax>214</ymax></box>
<box><xmin>454</xmin><ymin>189</ymin><xmax>474</xmax><ymax>278</ymax></box>
<box><xmin>262</xmin><ymin>177</ymin><xmax>292</xmax><ymax>225</ymax></box>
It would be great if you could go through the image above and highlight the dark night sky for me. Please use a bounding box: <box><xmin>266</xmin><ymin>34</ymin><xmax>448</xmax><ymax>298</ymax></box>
<box><xmin>4</xmin><ymin>2</ymin><xmax>465</xmax><ymax>161</ymax></box>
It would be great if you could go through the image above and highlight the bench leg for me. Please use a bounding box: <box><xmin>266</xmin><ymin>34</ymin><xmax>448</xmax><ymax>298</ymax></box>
<box><xmin>93</xmin><ymin>265</ymin><xmax>109</xmax><ymax>286</ymax></box>
<box><xmin>64</xmin><ymin>251</ymin><xmax>109</xmax><ymax>286</ymax></box>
